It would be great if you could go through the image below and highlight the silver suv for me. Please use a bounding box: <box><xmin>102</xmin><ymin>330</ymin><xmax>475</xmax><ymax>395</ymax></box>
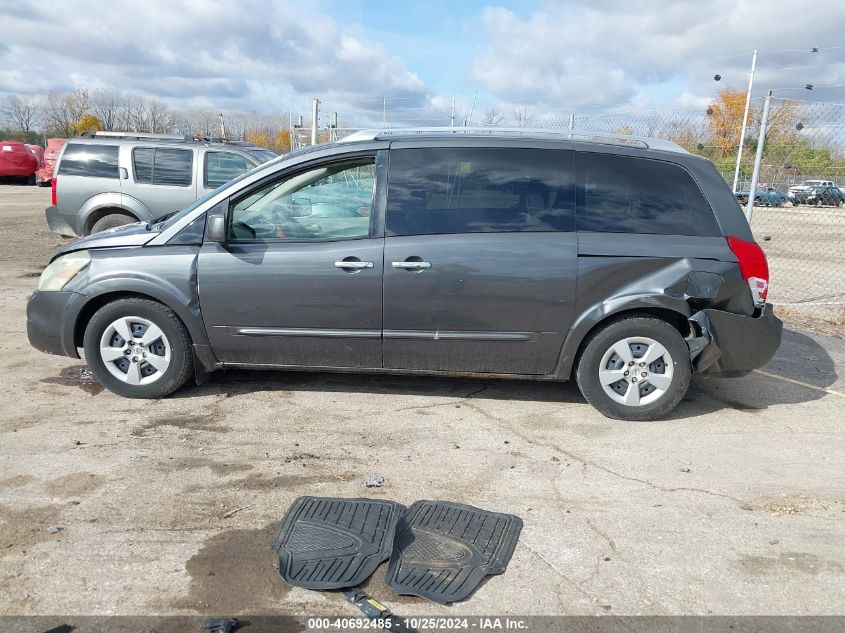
<box><xmin>45</xmin><ymin>132</ymin><xmax>276</xmax><ymax>236</ymax></box>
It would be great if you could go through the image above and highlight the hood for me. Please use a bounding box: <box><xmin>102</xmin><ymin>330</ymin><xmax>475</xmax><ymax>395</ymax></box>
<box><xmin>53</xmin><ymin>222</ymin><xmax>159</xmax><ymax>259</ymax></box>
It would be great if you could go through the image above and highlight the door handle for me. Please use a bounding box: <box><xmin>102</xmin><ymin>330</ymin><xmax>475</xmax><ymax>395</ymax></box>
<box><xmin>335</xmin><ymin>260</ymin><xmax>373</xmax><ymax>269</ymax></box>
<box><xmin>392</xmin><ymin>261</ymin><xmax>431</xmax><ymax>270</ymax></box>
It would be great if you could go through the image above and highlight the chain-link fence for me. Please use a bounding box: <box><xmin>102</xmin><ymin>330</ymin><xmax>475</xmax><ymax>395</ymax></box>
<box><xmin>300</xmin><ymin>100</ymin><xmax>845</xmax><ymax>328</ymax></box>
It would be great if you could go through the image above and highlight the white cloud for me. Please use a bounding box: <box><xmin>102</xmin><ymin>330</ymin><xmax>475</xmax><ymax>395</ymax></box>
<box><xmin>471</xmin><ymin>0</ymin><xmax>845</xmax><ymax>114</ymax></box>
<box><xmin>0</xmin><ymin>0</ymin><xmax>430</xmax><ymax>122</ymax></box>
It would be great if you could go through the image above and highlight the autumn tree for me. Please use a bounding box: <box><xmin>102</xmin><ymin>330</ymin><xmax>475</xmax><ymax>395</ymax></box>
<box><xmin>705</xmin><ymin>90</ymin><xmax>752</xmax><ymax>158</ymax></box>
<box><xmin>74</xmin><ymin>114</ymin><xmax>103</xmax><ymax>134</ymax></box>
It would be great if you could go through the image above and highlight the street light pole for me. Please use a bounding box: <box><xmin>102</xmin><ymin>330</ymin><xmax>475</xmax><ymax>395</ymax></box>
<box><xmin>732</xmin><ymin>49</ymin><xmax>757</xmax><ymax>193</ymax></box>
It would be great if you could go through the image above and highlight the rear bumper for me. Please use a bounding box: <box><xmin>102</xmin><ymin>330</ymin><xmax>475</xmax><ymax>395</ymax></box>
<box><xmin>45</xmin><ymin>205</ymin><xmax>80</xmax><ymax>237</ymax></box>
<box><xmin>26</xmin><ymin>290</ymin><xmax>84</xmax><ymax>359</ymax></box>
<box><xmin>690</xmin><ymin>304</ymin><xmax>782</xmax><ymax>376</ymax></box>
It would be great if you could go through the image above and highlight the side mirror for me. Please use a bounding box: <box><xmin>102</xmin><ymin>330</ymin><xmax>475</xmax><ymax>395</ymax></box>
<box><xmin>206</xmin><ymin>214</ymin><xmax>227</xmax><ymax>243</ymax></box>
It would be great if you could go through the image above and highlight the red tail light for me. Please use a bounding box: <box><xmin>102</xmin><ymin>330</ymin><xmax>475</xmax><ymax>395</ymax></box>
<box><xmin>51</xmin><ymin>177</ymin><xmax>57</xmax><ymax>206</ymax></box>
<box><xmin>727</xmin><ymin>235</ymin><xmax>769</xmax><ymax>307</ymax></box>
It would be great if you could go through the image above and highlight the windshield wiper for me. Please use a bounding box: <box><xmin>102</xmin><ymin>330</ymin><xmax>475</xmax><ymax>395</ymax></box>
<box><xmin>146</xmin><ymin>211</ymin><xmax>178</xmax><ymax>230</ymax></box>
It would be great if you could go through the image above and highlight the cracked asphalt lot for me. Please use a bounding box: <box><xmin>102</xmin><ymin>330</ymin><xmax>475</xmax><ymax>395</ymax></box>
<box><xmin>1</xmin><ymin>185</ymin><xmax>843</xmax><ymax>617</ymax></box>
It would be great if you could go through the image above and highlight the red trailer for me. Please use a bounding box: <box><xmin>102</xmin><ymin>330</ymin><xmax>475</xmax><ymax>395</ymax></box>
<box><xmin>0</xmin><ymin>140</ymin><xmax>39</xmax><ymax>184</ymax></box>
<box><xmin>36</xmin><ymin>138</ymin><xmax>67</xmax><ymax>186</ymax></box>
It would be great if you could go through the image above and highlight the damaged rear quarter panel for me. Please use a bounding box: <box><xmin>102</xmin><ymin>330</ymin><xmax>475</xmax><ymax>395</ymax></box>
<box><xmin>553</xmin><ymin>233</ymin><xmax>754</xmax><ymax>379</ymax></box>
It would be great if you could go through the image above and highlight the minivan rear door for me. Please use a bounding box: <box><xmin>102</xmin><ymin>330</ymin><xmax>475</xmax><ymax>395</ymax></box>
<box><xmin>382</xmin><ymin>144</ymin><xmax>577</xmax><ymax>375</ymax></box>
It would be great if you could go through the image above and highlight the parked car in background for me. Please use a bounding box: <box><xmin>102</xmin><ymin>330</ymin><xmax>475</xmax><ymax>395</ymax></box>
<box><xmin>46</xmin><ymin>132</ymin><xmax>277</xmax><ymax>236</ymax></box>
<box><xmin>735</xmin><ymin>186</ymin><xmax>787</xmax><ymax>206</ymax></box>
<box><xmin>789</xmin><ymin>185</ymin><xmax>843</xmax><ymax>206</ymax></box>
<box><xmin>27</xmin><ymin>128</ymin><xmax>781</xmax><ymax>421</ymax></box>
<box><xmin>805</xmin><ymin>185</ymin><xmax>845</xmax><ymax>207</ymax></box>
<box><xmin>0</xmin><ymin>140</ymin><xmax>38</xmax><ymax>184</ymax></box>
<box><xmin>36</xmin><ymin>138</ymin><xmax>67</xmax><ymax>186</ymax></box>
<box><xmin>788</xmin><ymin>179</ymin><xmax>835</xmax><ymax>204</ymax></box>
<box><xmin>26</xmin><ymin>144</ymin><xmax>44</xmax><ymax>172</ymax></box>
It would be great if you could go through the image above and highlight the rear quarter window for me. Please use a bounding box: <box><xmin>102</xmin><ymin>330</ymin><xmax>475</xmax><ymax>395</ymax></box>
<box><xmin>577</xmin><ymin>152</ymin><xmax>720</xmax><ymax>237</ymax></box>
<box><xmin>57</xmin><ymin>144</ymin><xmax>119</xmax><ymax>178</ymax></box>
<box><xmin>133</xmin><ymin>147</ymin><xmax>193</xmax><ymax>186</ymax></box>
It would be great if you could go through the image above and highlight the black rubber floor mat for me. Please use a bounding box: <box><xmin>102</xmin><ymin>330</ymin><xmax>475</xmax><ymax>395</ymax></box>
<box><xmin>386</xmin><ymin>500</ymin><xmax>522</xmax><ymax>603</ymax></box>
<box><xmin>273</xmin><ymin>496</ymin><xmax>402</xmax><ymax>590</ymax></box>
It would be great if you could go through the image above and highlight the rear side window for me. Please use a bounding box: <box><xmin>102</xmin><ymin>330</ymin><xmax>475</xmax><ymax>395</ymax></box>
<box><xmin>386</xmin><ymin>148</ymin><xmax>574</xmax><ymax>236</ymax></box>
<box><xmin>577</xmin><ymin>152</ymin><xmax>720</xmax><ymax>236</ymax></box>
<box><xmin>133</xmin><ymin>147</ymin><xmax>193</xmax><ymax>186</ymax></box>
<box><xmin>57</xmin><ymin>144</ymin><xmax>119</xmax><ymax>178</ymax></box>
<box><xmin>205</xmin><ymin>151</ymin><xmax>253</xmax><ymax>188</ymax></box>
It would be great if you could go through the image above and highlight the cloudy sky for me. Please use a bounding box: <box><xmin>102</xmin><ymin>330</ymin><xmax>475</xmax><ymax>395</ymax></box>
<box><xmin>1</xmin><ymin>0</ymin><xmax>844</xmax><ymax>125</ymax></box>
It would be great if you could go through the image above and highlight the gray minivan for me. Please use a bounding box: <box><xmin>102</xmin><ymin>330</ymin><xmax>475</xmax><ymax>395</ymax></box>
<box><xmin>45</xmin><ymin>133</ymin><xmax>276</xmax><ymax>236</ymax></box>
<box><xmin>27</xmin><ymin>128</ymin><xmax>781</xmax><ymax>420</ymax></box>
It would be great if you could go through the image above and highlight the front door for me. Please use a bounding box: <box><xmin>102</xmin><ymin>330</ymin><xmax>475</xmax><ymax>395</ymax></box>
<box><xmin>197</xmin><ymin>156</ymin><xmax>383</xmax><ymax>368</ymax></box>
<box><xmin>382</xmin><ymin>145</ymin><xmax>578</xmax><ymax>375</ymax></box>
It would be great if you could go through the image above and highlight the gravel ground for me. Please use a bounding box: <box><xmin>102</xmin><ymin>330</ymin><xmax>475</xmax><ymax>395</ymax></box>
<box><xmin>0</xmin><ymin>185</ymin><xmax>843</xmax><ymax>620</ymax></box>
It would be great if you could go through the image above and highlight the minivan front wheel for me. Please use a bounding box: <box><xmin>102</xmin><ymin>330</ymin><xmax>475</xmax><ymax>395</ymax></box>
<box><xmin>576</xmin><ymin>315</ymin><xmax>691</xmax><ymax>421</ymax></box>
<box><xmin>83</xmin><ymin>298</ymin><xmax>193</xmax><ymax>398</ymax></box>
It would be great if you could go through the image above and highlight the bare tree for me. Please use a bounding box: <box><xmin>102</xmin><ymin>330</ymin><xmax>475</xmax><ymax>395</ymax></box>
<box><xmin>482</xmin><ymin>106</ymin><xmax>504</xmax><ymax>127</ymax></box>
<box><xmin>42</xmin><ymin>89</ymin><xmax>90</xmax><ymax>136</ymax></box>
<box><xmin>90</xmin><ymin>88</ymin><xmax>125</xmax><ymax>131</ymax></box>
<box><xmin>511</xmin><ymin>106</ymin><xmax>530</xmax><ymax>127</ymax></box>
<box><xmin>1</xmin><ymin>95</ymin><xmax>41</xmax><ymax>133</ymax></box>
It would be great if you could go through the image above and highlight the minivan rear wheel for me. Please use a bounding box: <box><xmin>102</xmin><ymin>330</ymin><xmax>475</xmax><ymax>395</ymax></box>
<box><xmin>575</xmin><ymin>315</ymin><xmax>691</xmax><ymax>421</ymax></box>
<box><xmin>90</xmin><ymin>212</ymin><xmax>136</xmax><ymax>235</ymax></box>
<box><xmin>83</xmin><ymin>298</ymin><xmax>194</xmax><ymax>398</ymax></box>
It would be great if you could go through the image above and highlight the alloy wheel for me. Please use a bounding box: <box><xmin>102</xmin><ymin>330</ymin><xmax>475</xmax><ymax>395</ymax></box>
<box><xmin>98</xmin><ymin>316</ymin><xmax>171</xmax><ymax>385</ymax></box>
<box><xmin>598</xmin><ymin>336</ymin><xmax>674</xmax><ymax>407</ymax></box>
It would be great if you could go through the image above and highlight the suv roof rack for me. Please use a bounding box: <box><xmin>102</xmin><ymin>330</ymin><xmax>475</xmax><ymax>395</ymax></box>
<box><xmin>83</xmin><ymin>131</ymin><xmax>258</xmax><ymax>146</ymax></box>
<box><xmin>87</xmin><ymin>131</ymin><xmax>187</xmax><ymax>141</ymax></box>
<box><xmin>339</xmin><ymin>127</ymin><xmax>688</xmax><ymax>154</ymax></box>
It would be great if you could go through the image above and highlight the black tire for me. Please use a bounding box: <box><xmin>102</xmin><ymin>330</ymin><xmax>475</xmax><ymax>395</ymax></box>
<box><xmin>575</xmin><ymin>315</ymin><xmax>691</xmax><ymax>421</ymax></box>
<box><xmin>90</xmin><ymin>212</ymin><xmax>136</xmax><ymax>235</ymax></box>
<box><xmin>36</xmin><ymin>178</ymin><xmax>51</xmax><ymax>187</ymax></box>
<box><xmin>83</xmin><ymin>298</ymin><xmax>194</xmax><ymax>398</ymax></box>
<box><xmin>26</xmin><ymin>174</ymin><xmax>36</xmax><ymax>186</ymax></box>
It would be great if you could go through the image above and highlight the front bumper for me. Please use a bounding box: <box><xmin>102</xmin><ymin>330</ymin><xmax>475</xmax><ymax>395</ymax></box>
<box><xmin>27</xmin><ymin>290</ymin><xmax>85</xmax><ymax>359</ymax></box>
<box><xmin>45</xmin><ymin>205</ymin><xmax>80</xmax><ymax>237</ymax></box>
<box><xmin>690</xmin><ymin>304</ymin><xmax>783</xmax><ymax>376</ymax></box>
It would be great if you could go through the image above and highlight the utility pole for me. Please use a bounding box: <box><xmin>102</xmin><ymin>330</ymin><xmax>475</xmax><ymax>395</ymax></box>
<box><xmin>732</xmin><ymin>49</ymin><xmax>757</xmax><ymax>193</ymax></box>
<box><xmin>218</xmin><ymin>113</ymin><xmax>225</xmax><ymax>139</ymax></box>
<box><xmin>311</xmin><ymin>98</ymin><xmax>319</xmax><ymax>145</ymax></box>
<box><xmin>746</xmin><ymin>90</ymin><xmax>772</xmax><ymax>223</ymax></box>
<box><xmin>465</xmin><ymin>91</ymin><xmax>477</xmax><ymax>126</ymax></box>
<box><xmin>449</xmin><ymin>95</ymin><xmax>456</xmax><ymax>127</ymax></box>
<box><xmin>568</xmin><ymin>114</ymin><xmax>575</xmax><ymax>132</ymax></box>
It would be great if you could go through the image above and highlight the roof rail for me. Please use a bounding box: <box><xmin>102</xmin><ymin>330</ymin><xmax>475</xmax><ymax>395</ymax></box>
<box><xmin>89</xmin><ymin>131</ymin><xmax>188</xmax><ymax>141</ymax></box>
<box><xmin>339</xmin><ymin>127</ymin><xmax>688</xmax><ymax>153</ymax></box>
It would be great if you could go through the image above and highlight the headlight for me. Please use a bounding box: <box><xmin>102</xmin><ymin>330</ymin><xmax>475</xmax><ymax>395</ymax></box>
<box><xmin>38</xmin><ymin>251</ymin><xmax>90</xmax><ymax>291</ymax></box>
